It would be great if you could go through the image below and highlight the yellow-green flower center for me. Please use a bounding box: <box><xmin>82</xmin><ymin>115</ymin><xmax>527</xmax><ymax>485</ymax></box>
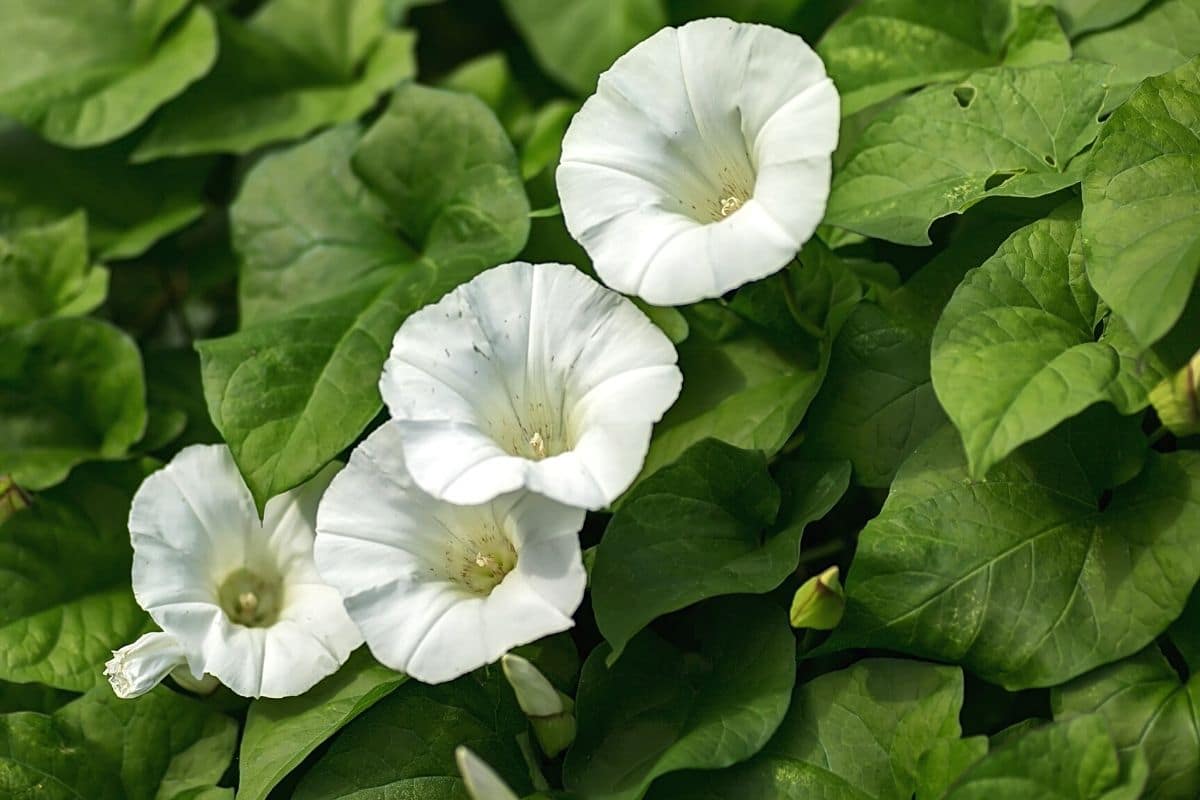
<box><xmin>218</xmin><ymin>568</ymin><xmax>281</xmax><ymax>627</ymax></box>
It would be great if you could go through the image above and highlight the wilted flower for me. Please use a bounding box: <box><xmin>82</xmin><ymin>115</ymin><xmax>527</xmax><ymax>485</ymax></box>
<box><xmin>557</xmin><ymin>17</ymin><xmax>840</xmax><ymax>305</ymax></box>
<box><xmin>115</xmin><ymin>445</ymin><xmax>362</xmax><ymax>699</ymax></box>
<box><xmin>314</xmin><ymin>422</ymin><xmax>588</xmax><ymax>684</ymax></box>
<box><xmin>380</xmin><ymin>261</ymin><xmax>682</xmax><ymax>510</ymax></box>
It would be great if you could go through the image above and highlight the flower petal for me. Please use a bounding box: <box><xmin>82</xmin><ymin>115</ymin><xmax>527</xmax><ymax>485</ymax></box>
<box><xmin>315</xmin><ymin>422</ymin><xmax>586</xmax><ymax>684</ymax></box>
<box><xmin>558</xmin><ymin>17</ymin><xmax>839</xmax><ymax>304</ymax></box>
<box><xmin>104</xmin><ymin>631</ymin><xmax>190</xmax><ymax>699</ymax></box>
<box><xmin>129</xmin><ymin>444</ymin><xmax>360</xmax><ymax>698</ymax></box>
<box><xmin>381</xmin><ymin>262</ymin><xmax>680</xmax><ymax>508</ymax></box>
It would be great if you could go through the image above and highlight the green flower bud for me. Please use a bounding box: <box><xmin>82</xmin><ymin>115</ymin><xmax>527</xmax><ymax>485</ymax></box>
<box><xmin>501</xmin><ymin>653</ymin><xmax>576</xmax><ymax>757</ymax></box>
<box><xmin>502</xmin><ymin>654</ymin><xmax>563</xmax><ymax>716</ymax></box>
<box><xmin>0</xmin><ymin>475</ymin><xmax>30</xmax><ymax>524</ymax></box>
<box><xmin>790</xmin><ymin>565</ymin><xmax>845</xmax><ymax>630</ymax></box>
<box><xmin>456</xmin><ymin>746</ymin><xmax>519</xmax><ymax>800</ymax></box>
<box><xmin>1150</xmin><ymin>350</ymin><xmax>1200</xmax><ymax>436</ymax></box>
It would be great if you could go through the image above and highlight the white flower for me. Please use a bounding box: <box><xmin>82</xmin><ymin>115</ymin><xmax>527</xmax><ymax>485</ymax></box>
<box><xmin>379</xmin><ymin>261</ymin><xmax>682</xmax><ymax>510</ymax></box>
<box><xmin>105</xmin><ymin>631</ymin><xmax>221</xmax><ymax>699</ymax></box>
<box><xmin>124</xmin><ymin>445</ymin><xmax>362</xmax><ymax>699</ymax></box>
<box><xmin>104</xmin><ymin>631</ymin><xmax>188</xmax><ymax>699</ymax></box>
<box><xmin>557</xmin><ymin>17</ymin><xmax>840</xmax><ymax>306</ymax></box>
<box><xmin>314</xmin><ymin>421</ymin><xmax>587</xmax><ymax>685</ymax></box>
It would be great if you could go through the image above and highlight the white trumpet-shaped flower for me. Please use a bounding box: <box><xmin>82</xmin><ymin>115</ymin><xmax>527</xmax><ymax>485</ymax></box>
<box><xmin>314</xmin><ymin>421</ymin><xmax>587</xmax><ymax>684</ymax></box>
<box><xmin>380</xmin><ymin>261</ymin><xmax>682</xmax><ymax>509</ymax></box>
<box><xmin>122</xmin><ymin>445</ymin><xmax>362</xmax><ymax>699</ymax></box>
<box><xmin>557</xmin><ymin>17</ymin><xmax>840</xmax><ymax>305</ymax></box>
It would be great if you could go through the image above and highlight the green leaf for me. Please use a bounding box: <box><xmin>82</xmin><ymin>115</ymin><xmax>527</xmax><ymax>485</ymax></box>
<box><xmin>0</xmin><ymin>461</ymin><xmax>150</xmax><ymax>691</ymax></box>
<box><xmin>1081</xmin><ymin>56</ymin><xmax>1200</xmax><ymax>347</ymax></box>
<box><xmin>563</xmin><ymin>596</ymin><xmax>795</xmax><ymax>800</ymax></box>
<box><xmin>0</xmin><ymin>213</ymin><xmax>107</xmax><ymax>330</ymax></box>
<box><xmin>1055</xmin><ymin>0</ymin><xmax>1156</xmax><ymax>34</ymax></box>
<box><xmin>133</xmin><ymin>0</ymin><xmax>416</xmax><ymax>160</ymax></box>
<box><xmin>56</xmin><ymin>687</ymin><xmax>237</xmax><ymax>800</ymax></box>
<box><xmin>931</xmin><ymin>205</ymin><xmax>1165</xmax><ymax>478</ymax></box>
<box><xmin>294</xmin><ymin>668</ymin><xmax>530</xmax><ymax>800</ymax></box>
<box><xmin>501</xmin><ymin>0</ymin><xmax>667</xmax><ymax>94</ymax></box>
<box><xmin>0</xmin><ymin>317</ymin><xmax>147</xmax><ymax>490</ymax></box>
<box><xmin>0</xmin><ymin>0</ymin><xmax>217</xmax><ymax>147</ymax></box>
<box><xmin>824</xmin><ymin>424</ymin><xmax>1200</xmax><ymax>690</ymax></box>
<box><xmin>915</xmin><ymin>737</ymin><xmax>989</xmax><ymax>800</ymax></box>
<box><xmin>650</xmin><ymin>658</ymin><xmax>972</xmax><ymax>800</ymax></box>
<box><xmin>817</xmin><ymin>0</ymin><xmax>1068</xmax><ymax>117</ymax></box>
<box><xmin>802</xmin><ymin>302</ymin><xmax>946</xmax><ymax>487</ymax></box>
<box><xmin>1170</xmin><ymin>586</ymin><xmax>1200</xmax><ymax>673</ymax></box>
<box><xmin>199</xmin><ymin>83</ymin><xmax>528</xmax><ymax>511</ymax></box>
<box><xmin>0</xmin><ymin>711</ymin><xmax>122</xmax><ymax>800</ymax></box>
<box><xmin>825</xmin><ymin>62</ymin><xmax>1111</xmax><ymax>245</ymax></box>
<box><xmin>0</xmin><ymin>681</ymin><xmax>74</xmax><ymax>715</ymax></box>
<box><xmin>1074</xmin><ymin>0</ymin><xmax>1200</xmax><ymax>101</ymax></box>
<box><xmin>236</xmin><ymin>649</ymin><xmax>406</xmax><ymax>800</ymax></box>
<box><xmin>943</xmin><ymin>716</ymin><xmax>1148</xmax><ymax>799</ymax></box>
<box><xmin>637</xmin><ymin>247</ymin><xmax>859</xmax><ymax>483</ymax></box>
<box><xmin>592</xmin><ymin>439</ymin><xmax>848</xmax><ymax>661</ymax></box>
<box><xmin>1054</xmin><ymin>647</ymin><xmax>1200</xmax><ymax>799</ymax></box>
<box><xmin>0</xmin><ymin>686</ymin><xmax>235</xmax><ymax>800</ymax></box>
<box><xmin>0</xmin><ymin>126</ymin><xmax>211</xmax><ymax>260</ymax></box>
<box><xmin>804</xmin><ymin>201</ymin><xmax>1061</xmax><ymax>487</ymax></box>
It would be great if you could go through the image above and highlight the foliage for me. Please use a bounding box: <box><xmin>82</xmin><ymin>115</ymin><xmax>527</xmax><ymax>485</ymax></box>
<box><xmin>3</xmin><ymin>0</ymin><xmax>1200</xmax><ymax>798</ymax></box>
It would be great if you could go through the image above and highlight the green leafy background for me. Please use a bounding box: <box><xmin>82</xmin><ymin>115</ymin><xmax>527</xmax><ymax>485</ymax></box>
<box><xmin>2</xmin><ymin>0</ymin><xmax>1200</xmax><ymax>798</ymax></box>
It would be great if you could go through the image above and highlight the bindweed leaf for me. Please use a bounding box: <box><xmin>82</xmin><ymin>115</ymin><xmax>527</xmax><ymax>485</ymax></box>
<box><xmin>1082</xmin><ymin>56</ymin><xmax>1200</xmax><ymax>347</ymax></box>
<box><xmin>0</xmin><ymin>462</ymin><xmax>151</xmax><ymax>691</ymax></box>
<box><xmin>593</xmin><ymin>439</ymin><xmax>848</xmax><ymax>660</ymax></box>
<box><xmin>826</xmin><ymin>62</ymin><xmax>1111</xmax><ymax>245</ymax></box>
<box><xmin>236</xmin><ymin>649</ymin><xmax>407</xmax><ymax>800</ymax></box>
<box><xmin>0</xmin><ymin>317</ymin><xmax>146</xmax><ymax>491</ymax></box>
<box><xmin>0</xmin><ymin>0</ymin><xmax>217</xmax><ymax>147</ymax></box>
<box><xmin>133</xmin><ymin>0</ymin><xmax>415</xmax><ymax>160</ymax></box>
<box><xmin>649</xmin><ymin>658</ymin><xmax>973</xmax><ymax>800</ymax></box>
<box><xmin>564</xmin><ymin>596</ymin><xmax>795</xmax><ymax>800</ymax></box>
<box><xmin>1054</xmin><ymin>646</ymin><xmax>1200</xmax><ymax>799</ymax></box>
<box><xmin>931</xmin><ymin>204</ymin><xmax>1165</xmax><ymax>478</ymax></box>
<box><xmin>823</xmin><ymin>423</ymin><xmax>1200</xmax><ymax>690</ymax></box>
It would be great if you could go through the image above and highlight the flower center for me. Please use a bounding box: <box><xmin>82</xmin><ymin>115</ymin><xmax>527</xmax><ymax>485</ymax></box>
<box><xmin>218</xmin><ymin>568</ymin><xmax>281</xmax><ymax>627</ymax></box>
<box><xmin>444</xmin><ymin>519</ymin><xmax>518</xmax><ymax>596</ymax></box>
<box><xmin>528</xmin><ymin>431</ymin><xmax>547</xmax><ymax>460</ymax></box>
<box><xmin>719</xmin><ymin>195</ymin><xmax>744</xmax><ymax>217</ymax></box>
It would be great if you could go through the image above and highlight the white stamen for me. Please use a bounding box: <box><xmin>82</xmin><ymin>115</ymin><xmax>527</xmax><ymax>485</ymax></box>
<box><xmin>529</xmin><ymin>431</ymin><xmax>546</xmax><ymax>459</ymax></box>
<box><xmin>719</xmin><ymin>195</ymin><xmax>744</xmax><ymax>217</ymax></box>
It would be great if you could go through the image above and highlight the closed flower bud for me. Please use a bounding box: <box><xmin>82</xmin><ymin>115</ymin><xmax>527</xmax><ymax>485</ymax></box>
<box><xmin>501</xmin><ymin>653</ymin><xmax>576</xmax><ymax>757</ymax></box>
<box><xmin>790</xmin><ymin>565</ymin><xmax>845</xmax><ymax>630</ymax></box>
<box><xmin>455</xmin><ymin>746</ymin><xmax>519</xmax><ymax>800</ymax></box>
<box><xmin>1150</xmin><ymin>350</ymin><xmax>1200</xmax><ymax>437</ymax></box>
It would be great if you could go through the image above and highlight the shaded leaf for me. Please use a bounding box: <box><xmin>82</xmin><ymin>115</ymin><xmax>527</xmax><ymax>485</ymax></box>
<box><xmin>0</xmin><ymin>0</ymin><xmax>217</xmax><ymax>147</ymax></box>
<box><xmin>0</xmin><ymin>317</ymin><xmax>146</xmax><ymax>490</ymax></box>
<box><xmin>564</xmin><ymin>596</ymin><xmax>795</xmax><ymax>800</ymax></box>
<box><xmin>593</xmin><ymin>439</ymin><xmax>848</xmax><ymax>660</ymax></box>
<box><xmin>134</xmin><ymin>0</ymin><xmax>415</xmax><ymax>159</ymax></box>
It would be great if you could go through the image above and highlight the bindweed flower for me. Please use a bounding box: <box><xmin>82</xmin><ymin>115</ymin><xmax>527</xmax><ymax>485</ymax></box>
<box><xmin>557</xmin><ymin>17</ymin><xmax>840</xmax><ymax>306</ymax></box>
<box><xmin>314</xmin><ymin>422</ymin><xmax>588</xmax><ymax>684</ymax></box>
<box><xmin>380</xmin><ymin>261</ymin><xmax>682</xmax><ymax>510</ymax></box>
<box><xmin>118</xmin><ymin>445</ymin><xmax>362</xmax><ymax>699</ymax></box>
